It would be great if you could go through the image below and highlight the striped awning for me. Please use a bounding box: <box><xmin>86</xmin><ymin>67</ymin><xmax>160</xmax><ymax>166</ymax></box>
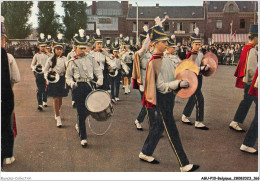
<box><xmin>212</xmin><ymin>34</ymin><xmax>249</xmax><ymax>43</ymax></box>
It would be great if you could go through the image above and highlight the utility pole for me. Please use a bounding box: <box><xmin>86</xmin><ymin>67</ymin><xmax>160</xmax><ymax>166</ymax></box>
<box><xmin>136</xmin><ymin>2</ymin><xmax>139</xmax><ymax>46</ymax></box>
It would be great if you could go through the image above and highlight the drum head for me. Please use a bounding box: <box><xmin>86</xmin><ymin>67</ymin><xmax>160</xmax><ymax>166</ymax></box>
<box><xmin>86</xmin><ymin>90</ymin><xmax>111</xmax><ymax>113</ymax></box>
<box><xmin>176</xmin><ymin>70</ymin><xmax>198</xmax><ymax>98</ymax></box>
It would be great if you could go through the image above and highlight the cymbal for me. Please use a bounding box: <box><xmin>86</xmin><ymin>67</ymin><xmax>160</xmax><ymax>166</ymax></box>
<box><xmin>176</xmin><ymin>70</ymin><xmax>198</xmax><ymax>98</ymax></box>
<box><xmin>174</xmin><ymin>58</ymin><xmax>199</xmax><ymax>78</ymax></box>
<box><xmin>202</xmin><ymin>52</ymin><xmax>218</xmax><ymax>77</ymax></box>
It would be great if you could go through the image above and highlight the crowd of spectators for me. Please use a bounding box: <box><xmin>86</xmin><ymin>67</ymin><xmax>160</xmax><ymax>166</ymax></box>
<box><xmin>6</xmin><ymin>40</ymin><xmax>249</xmax><ymax>66</ymax></box>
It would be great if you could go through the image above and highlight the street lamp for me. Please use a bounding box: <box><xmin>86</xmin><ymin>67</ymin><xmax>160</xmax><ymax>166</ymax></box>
<box><xmin>136</xmin><ymin>2</ymin><xmax>139</xmax><ymax>46</ymax></box>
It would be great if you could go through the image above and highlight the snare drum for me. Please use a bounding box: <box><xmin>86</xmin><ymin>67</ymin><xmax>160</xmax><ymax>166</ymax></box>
<box><xmin>85</xmin><ymin>90</ymin><xmax>113</xmax><ymax>121</ymax></box>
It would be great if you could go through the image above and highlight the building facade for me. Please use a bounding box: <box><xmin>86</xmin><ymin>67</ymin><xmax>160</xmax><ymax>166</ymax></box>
<box><xmin>85</xmin><ymin>1</ymin><xmax>258</xmax><ymax>45</ymax></box>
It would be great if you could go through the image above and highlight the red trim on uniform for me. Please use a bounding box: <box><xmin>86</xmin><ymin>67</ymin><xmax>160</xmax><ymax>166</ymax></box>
<box><xmin>13</xmin><ymin>113</ymin><xmax>17</xmax><ymax>138</ymax></box>
<box><xmin>248</xmin><ymin>68</ymin><xmax>258</xmax><ymax>98</ymax></box>
<box><xmin>234</xmin><ymin>43</ymin><xmax>255</xmax><ymax>89</ymax></box>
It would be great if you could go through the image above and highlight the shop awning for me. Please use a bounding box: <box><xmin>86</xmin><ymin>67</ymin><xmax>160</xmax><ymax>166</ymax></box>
<box><xmin>212</xmin><ymin>34</ymin><xmax>249</xmax><ymax>43</ymax></box>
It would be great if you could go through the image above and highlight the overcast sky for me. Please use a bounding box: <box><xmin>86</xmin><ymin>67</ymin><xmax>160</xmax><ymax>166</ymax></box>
<box><xmin>28</xmin><ymin>0</ymin><xmax>204</xmax><ymax>28</ymax></box>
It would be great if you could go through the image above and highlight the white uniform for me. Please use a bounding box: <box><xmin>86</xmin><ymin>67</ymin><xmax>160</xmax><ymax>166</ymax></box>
<box><xmin>66</xmin><ymin>53</ymin><xmax>103</xmax><ymax>87</ymax></box>
<box><xmin>31</xmin><ymin>52</ymin><xmax>49</xmax><ymax>71</ymax></box>
<box><xmin>43</xmin><ymin>56</ymin><xmax>68</xmax><ymax>76</ymax></box>
<box><xmin>7</xmin><ymin>53</ymin><xmax>20</xmax><ymax>85</ymax></box>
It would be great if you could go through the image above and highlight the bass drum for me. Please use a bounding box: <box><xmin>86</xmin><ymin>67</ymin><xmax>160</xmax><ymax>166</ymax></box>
<box><xmin>85</xmin><ymin>90</ymin><xmax>113</xmax><ymax>121</ymax></box>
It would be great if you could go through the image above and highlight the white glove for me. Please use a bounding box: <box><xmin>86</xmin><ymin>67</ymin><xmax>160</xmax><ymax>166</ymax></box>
<box><xmin>200</xmin><ymin>65</ymin><xmax>210</xmax><ymax>72</ymax></box>
<box><xmin>179</xmin><ymin>80</ymin><xmax>189</xmax><ymax>88</ymax></box>
<box><xmin>125</xmin><ymin>70</ymin><xmax>129</xmax><ymax>75</ymax></box>
<box><xmin>168</xmin><ymin>80</ymin><xmax>180</xmax><ymax>90</ymax></box>
<box><xmin>71</xmin><ymin>82</ymin><xmax>78</xmax><ymax>89</ymax></box>
<box><xmin>96</xmin><ymin>79</ymin><xmax>103</xmax><ymax>87</ymax></box>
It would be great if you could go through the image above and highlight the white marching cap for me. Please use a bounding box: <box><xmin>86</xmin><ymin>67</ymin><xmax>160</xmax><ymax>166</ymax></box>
<box><xmin>96</xmin><ymin>29</ymin><xmax>101</xmax><ymax>36</ymax></box>
<box><xmin>143</xmin><ymin>25</ymin><xmax>148</xmax><ymax>32</ymax></box>
<box><xmin>79</xmin><ymin>29</ymin><xmax>85</xmax><ymax>37</ymax></box>
<box><xmin>171</xmin><ymin>35</ymin><xmax>175</xmax><ymax>39</ymax></box>
<box><xmin>86</xmin><ymin>35</ymin><xmax>90</xmax><ymax>40</ymax></box>
<box><xmin>194</xmin><ymin>27</ymin><xmax>199</xmax><ymax>36</ymax></box>
<box><xmin>1</xmin><ymin>16</ymin><xmax>4</xmax><ymax>23</ymax></box>
<box><xmin>57</xmin><ymin>33</ymin><xmax>63</xmax><ymax>40</ymax></box>
<box><xmin>47</xmin><ymin>35</ymin><xmax>51</xmax><ymax>39</ymax></box>
<box><xmin>40</xmin><ymin>33</ymin><xmax>45</xmax><ymax>39</ymax></box>
<box><xmin>115</xmin><ymin>40</ymin><xmax>118</xmax><ymax>45</ymax></box>
<box><xmin>120</xmin><ymin>34</ymin><xmax>123</xmax><ymax>38</ymax></box>
<box><xmin>125</xmin><ymin>36</ymin><xmax>129</xmax><ymax>41</ymax></box>
<box><xmin>106</xmin><ymin>39</ymin><xmax>110</xmax><ymax>44</ymax></box>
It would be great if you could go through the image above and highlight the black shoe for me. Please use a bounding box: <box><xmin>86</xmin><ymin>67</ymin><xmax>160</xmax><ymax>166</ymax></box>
<box><xmin>188</xmin><ymin>164</ymin><xmax>200</xmax><ymax>172</ymax></box>
<box><xmin>38</xmin><ymin>106</ymin><xmax>43</xmax><ymax>111</ymax></box>
<box><xmin>229</xmin><ymin>126</ymin><xmax>246</xmax><ymax>132</ymax></box>
<box><xmin>195</xmin><ymin>126</ymin><xmax>209</xmax><ymax>130</ymax></box>
<box><xmin>139</xmin><ymin>158</ymin><xmax>160</xmax><ymax>164</ymax></box>
<box><xmin>182</xmin><ymin>121</ymin><xmax>194</xmax><ymax>125</ymax></box>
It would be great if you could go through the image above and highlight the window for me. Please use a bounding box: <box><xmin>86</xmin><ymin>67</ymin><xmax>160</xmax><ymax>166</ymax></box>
<box><xmin>190</xmin><ymin>22</ymin><xmax>196</xmax><ymax>32</ymax></box>
<box><xmin>240</xmin><ymin>19</ymin><xmax>245</xmax><ymax>29</ymax></box>
<box><xmin>144</xmin><ymin>22</ymin><xmax>149</xmax><ymax>28</ymax></box>
<box><xmin>216</xmin><ymin>20</ymin><xmax>222</xmax><ymax>29</ymax></box>
<box><xmin>229</xmin><ymin>4</ymin><xmax>234</xmax><ymax>11</ymax></box>
<box><xmin>164</xmin><ymin>22</ymin><xmax>169</xmax><ymax>32</ymax></box>
<box><xmin>133</xmin><ymin>22</ymin><xmax>136</xmax><ymax>32</ymax></box>
<box><xmin>177</xmin><ymin>22</ymin><xmax>183</xmax><ymax>31</ymax></box>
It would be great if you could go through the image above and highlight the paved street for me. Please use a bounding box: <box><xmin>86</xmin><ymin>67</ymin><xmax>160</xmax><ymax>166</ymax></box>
<box><xmin>3</xmin><ymin>58</ymin><xmax>258</xmax><ymax>172</ymax></box>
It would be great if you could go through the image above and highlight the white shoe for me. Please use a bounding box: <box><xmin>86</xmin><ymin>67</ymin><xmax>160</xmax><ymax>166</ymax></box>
<box><xmin>124</xmin><ymin>87</ymin><xmax>128</xmax><ymax>94</ymax></box>
<box><xmin>43</xmin><ymin>102</ymin><xmax>48</xmax><ymax>107</ymax></box>
<box><xmin>107</xmin><ymin>90</ymin><xmax>111</xmax><ymax>93</ymax></box>
<box><xmin>195</xmin><ymin>121</ymin><xmax>209</xmax><ymax>130</ymax></box>
<box><xmin>81</xmin><ymin>139</ymin><xmax>88</xmax><ymax>148</ymax></box>
<box><xmin>229</xmin><ymin>121</ymin><xmax>245</xmax><ymax>132</ymax></box>
<box><xmin>75</xmin><ymin>124</ymin><xmax>79</xmax><ymax>134</ymax></box>
<box><xmin>128</xmin><ymin>86</ymin><xmax>131</xmax><ymax>93</ymax></box>
<box><xmin>3</xmin><ymin>156</ymin><xmax>15</xmax><ymax>165</ymax></box>
<box><xmin>180</xmin><ymin>164</ymin><xmax>200</xmax><ymax>172</ymax></box>
<box><xmin>111</xmin><ymin>99</ymin><xmax>116</xmax><ymax>104</ymax></box>
<box><xmin>115</xmin><ymin>97</ymin><xmax>120</xmax><ymax>101</ymax></box>
<box><xmin>181</xmin><ymin>114</ymin><xmax>193</xmax><ymax>125</ymax></box>
<box><xmin>56</xmin><ymin>116</ymin><xmax>62</xmax><ymax>128</ymax></box>
<box><xmin>240</xmin><ymin>144</ymin><xmax>258</xmax><ymax>154</ymax></box>
<box><xmin>72</xmin><ymin>101</ymin><xmax>75</xmax><ymax>106</ymax></box>
<box><xmin>139</xmin><ymin>152</ymin><xmax>159</xmax><ymax>164</ymax></box>
<box><xmin>134</xmin><ymin>119</ymin><xmax>143</xmax><ymax>131</ymax></box>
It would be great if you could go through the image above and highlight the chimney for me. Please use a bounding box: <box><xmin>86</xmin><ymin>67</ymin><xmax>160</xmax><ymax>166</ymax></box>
<box><xmin>129</xmin><ymin>4</ymin><xmax>132</xmax><ymax>9</ymax></box>
<box><xmin>92</xmin><ymin>1</ymin><xmax>97</xmax><ymax>15</ymax></box>
<box><xmin>156</xmin><ymin>3</ymin><xmax>159</xmax><ymax>8</ymax></box>
<box><xmin>121</xmin><ymin>1</ymin><xmax>129</xmax><ymax>16</ymax></box>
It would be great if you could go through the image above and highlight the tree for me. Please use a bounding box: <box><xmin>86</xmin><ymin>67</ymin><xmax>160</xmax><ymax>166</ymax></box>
<box><xmin>62</xmin><ymin>1</ymin><xmax>88</xmax><ymax>42</ymax></box>
<box><xmin>1</xmin><ymin>1</ymin><xmax>33</xmax><ymax>39</ymax></box>
<box><xmin>37</xmin><ymin>1</ymin><xmax>61</xmax><ymax>38</ymax></box>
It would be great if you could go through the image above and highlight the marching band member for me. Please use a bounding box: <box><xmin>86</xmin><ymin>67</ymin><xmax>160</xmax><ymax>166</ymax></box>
<box><xmin>66</xmin><ymin>33</ymin><xmax>103</xmax><ymax>148</ymax></box>
<box><xmin>91</xmin><ymin>29</ymin><xmax>115</xmax><ymax>91</ymax></box>
<box><xmin>165</xmin><ymin>34</ymin><xmax>182</xmax><ymax>65</ymax></box>
<box><xmin>132</xmin><ymin>25</ymin><xmax>152</xmax><ymax>131</ymax></box>
<box><xmin>1</xmin><ymin>16</ymin><xmax>18</xmax><ymax>166</ymax></box>
<box><xmin>240</xmin><ymin>68</ymin><xmax>258</xmax><ymax>154</ymax></box>
<box><xmin>109</xmin><ymin>40</ymin><xmax>129</xmax><ymax>103</ymax></box>
<box><xmin>31</xmin><ymin>33</ymin><xmax>49</xmax><ymax>111</ymax></box>
<box><xmin>67</xmin><ymin>33</ymin><xmax>79</xmax><ymax>108</ymax></box>
<box><xmin>121</xmin><ymin>36</ymin><xmax>134</xmax><ymax>94</ymax></box>
<box><xmin>229</xmin><ymin>24</ymin><xmax>258</xmax><ymax>132</ymax></box>
<box><xmin>46</xmin><ymin>35</ymin><xmax>53</xmax><ymax>57</ymax></box>
<box><xmin>181</xmin><ymin>27</ymin><xmax>210</xmax><ymax>130</ymax></box>
<box><xmin>139</xmin><ymin>21</ymin><xmax>199</xmax><ymax>172</ymax></box>
<box><xmin>43</xmin><ymin>34</ymin><xmax>68</xmax><ymax>128</ymax></box>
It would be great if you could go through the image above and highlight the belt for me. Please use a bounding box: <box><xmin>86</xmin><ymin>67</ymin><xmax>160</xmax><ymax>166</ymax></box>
<box><xmin>75</xmin><ymin>78</ymin><xmax>91</xmax><ymax>83</ymax></box>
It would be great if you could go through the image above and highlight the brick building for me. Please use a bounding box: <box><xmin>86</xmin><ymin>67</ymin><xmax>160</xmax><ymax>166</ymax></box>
<box><xmin>85</xmin><ymin>1</ymin><xmax>129</xmax><ymax>41</ymax></box>
<box><xmin>85</xmin><ymin>1</ymin><xmax>258</xmax><ymax>45</ymax></box>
